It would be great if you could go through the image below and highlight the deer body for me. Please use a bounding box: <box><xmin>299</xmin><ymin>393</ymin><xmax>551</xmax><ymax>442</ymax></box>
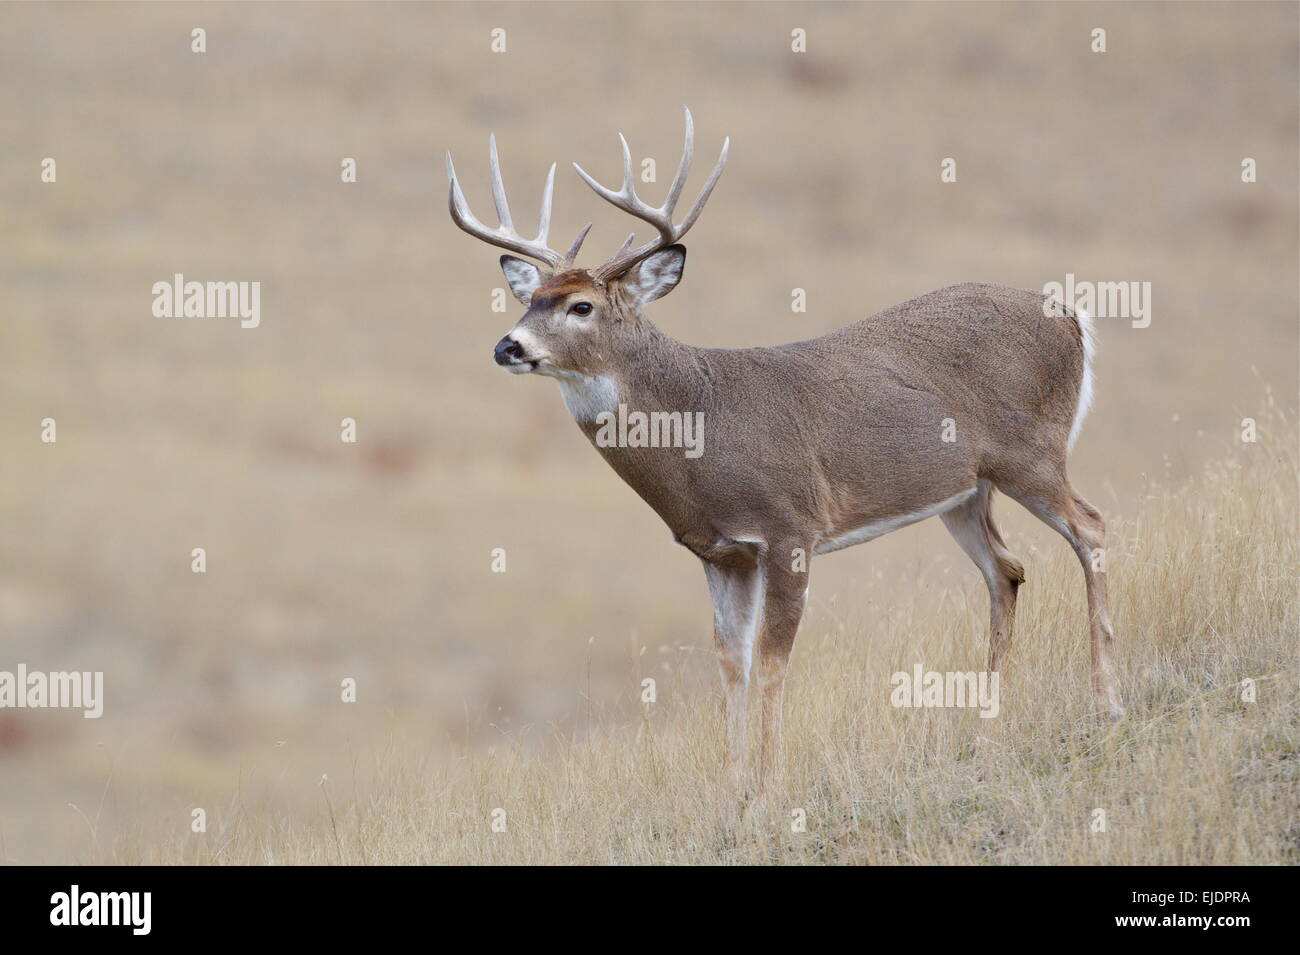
<box><xmin>562</xmin><ymin>282</ymin><xmax>1084</xmax><ymax>556</ymax></box>
<box><xmin>447</xmin><ymin>109</ymin><xmax>1124</xmax><ymax>800</ymax></box>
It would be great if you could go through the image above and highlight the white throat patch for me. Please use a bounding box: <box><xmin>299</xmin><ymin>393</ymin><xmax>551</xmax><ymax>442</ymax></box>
<box><xmin>555</xmin><ymin>373</ymin><xmax>620</xmax><ymax>423</ymax></box>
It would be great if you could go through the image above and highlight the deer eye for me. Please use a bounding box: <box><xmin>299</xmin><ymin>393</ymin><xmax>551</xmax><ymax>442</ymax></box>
<box><xmin>570</xmin><ymin>302</ymin><xmax>593</xmax><ymax>316</ymax></box>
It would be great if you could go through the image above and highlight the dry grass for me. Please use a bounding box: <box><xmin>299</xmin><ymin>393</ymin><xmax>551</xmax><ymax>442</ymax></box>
<box><xmin>101</xmin><ymin>423</ymin><xmax>1296</xmax><ymax>865</ymax></box>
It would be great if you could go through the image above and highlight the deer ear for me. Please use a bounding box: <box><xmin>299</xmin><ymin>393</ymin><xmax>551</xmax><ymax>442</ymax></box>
<box><xmin>500</xmin><ymin>255</ymin><xmax>544</xmax><ymax>305</ymax></box>
<box><xmin>621</xmin><ymin>245</ymin><xmax>686</xmax><ymax>305</ymax></box>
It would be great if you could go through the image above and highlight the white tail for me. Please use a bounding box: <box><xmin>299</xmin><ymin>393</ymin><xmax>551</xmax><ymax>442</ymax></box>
<box><xmin>1069</xmin><ymin>308</ymin><xmax>1096</xmax><ymax>450</ymax></box>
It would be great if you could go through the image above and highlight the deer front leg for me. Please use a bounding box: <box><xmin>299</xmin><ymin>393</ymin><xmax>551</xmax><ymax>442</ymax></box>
<box><xmin>703</xmin><ymin>560</ymin><xmax>762</xmax><ymax>796</ymax></box>
<box><xmin>755</xmin><ymin>547</ymin><xmax>809</xmax><ymax>796</ymax></box>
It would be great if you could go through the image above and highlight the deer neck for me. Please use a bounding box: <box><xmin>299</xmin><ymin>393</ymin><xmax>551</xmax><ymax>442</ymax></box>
<box><xmin>554</xmin><ymin>320</ymin><xmax>704</xmax><ymax>427</ymax></box>
<box><xmin>552</xmin><ymin>320</ymin><xmax>709</xmax><ymax>536</ymax></box>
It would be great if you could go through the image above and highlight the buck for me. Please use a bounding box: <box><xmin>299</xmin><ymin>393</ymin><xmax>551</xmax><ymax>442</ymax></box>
<box><xmin>446</xmin><ymin>108</ymin><xmax>1124</xmax><ymax>797</ymax></box>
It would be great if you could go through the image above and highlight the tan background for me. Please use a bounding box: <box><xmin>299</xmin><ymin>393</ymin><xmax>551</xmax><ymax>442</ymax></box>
<box><xmin>0</xmin><ymin>2</ymin><xmax>1295</xmax><ymax>862</ymax></box>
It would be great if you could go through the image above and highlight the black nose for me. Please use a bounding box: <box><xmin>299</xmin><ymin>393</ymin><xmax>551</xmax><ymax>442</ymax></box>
<box><xmin>494</xmin><ymin>337</ymin><xmax>524</xmax><ymax>365</ymax></box>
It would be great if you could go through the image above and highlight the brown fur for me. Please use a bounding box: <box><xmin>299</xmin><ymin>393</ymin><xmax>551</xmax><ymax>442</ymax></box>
<box><xmin>521</xmin><ymin>280</ymin><xmax>1084</xmax><ymax>553</ymax></box>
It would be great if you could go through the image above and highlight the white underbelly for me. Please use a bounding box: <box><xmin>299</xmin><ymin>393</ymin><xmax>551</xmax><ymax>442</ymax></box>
<box><xmin>814</xmin><ymin>488</ymin><xmax>977</xmax><ymax>555</ymax></box>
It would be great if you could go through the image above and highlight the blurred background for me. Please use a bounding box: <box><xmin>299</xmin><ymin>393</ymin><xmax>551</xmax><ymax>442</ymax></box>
<box><xmin>0</xmin><ymin>2</ymin><xmax>1295</xmax><ymax>863</ymax></box>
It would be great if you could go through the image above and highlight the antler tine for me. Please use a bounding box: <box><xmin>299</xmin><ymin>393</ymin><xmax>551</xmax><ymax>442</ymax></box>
<box><xmin>487</xmin><ymin>135</ymin><xmax>514</xmax><ymax>232</ymax></box>
<box><xmin>445</xmin><ymin>153</ymin><xmax>483</xmax><ymax>235</ymax></box>
<box><xmin>677</xmin><ymin>134</ymin><xmax>729</xmax><ymax>235</ymax></box>
<box><xmin>618</xmin><ymin>134</ymin><xmax>636</xmax><ymax>202</ymax></box>
<box><xmin>446</xmin><ymin>139</ymin><xmax>584</xmax><ymax>272</ymax></box>
<box><xmin>661</xmin><ymin>105</ymin><xmax>695</xmax><ymax>219</ymax></box>
<box><xmin>536</xmin><ymin>162</ymin><xmax>555</xmax><ymax>247</ymax></box>
<box><xmin>575</xmin><ymin>106</ymin><xmax>729</xmax><ymax>281</ymax></box>
<box><xmin>561</xmin><ymin>222</ymin><xmax>593</xmax><ymax>269</ymax></box>
<box><xmin>572</xmin><ymin>146</ymin><xmax>628</xmax><ymax>208</ymax></box>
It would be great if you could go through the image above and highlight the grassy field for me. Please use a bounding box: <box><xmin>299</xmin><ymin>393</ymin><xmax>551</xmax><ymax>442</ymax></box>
<box><xmin>107</xmin><ymin>424</ymin><xmax>1295</xmax><ymax>864</ymax></box>
<box><xmin>0</xmin><ymin>3</ymin><xmax>1296</xmax><ymax>864</ymax></box>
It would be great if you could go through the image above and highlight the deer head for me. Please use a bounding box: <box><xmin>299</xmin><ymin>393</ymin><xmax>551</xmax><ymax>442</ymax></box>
<box><xmin>446</xmin><ymin>107</ymin><xmax>729</xmax><ymax>380</ymax></box>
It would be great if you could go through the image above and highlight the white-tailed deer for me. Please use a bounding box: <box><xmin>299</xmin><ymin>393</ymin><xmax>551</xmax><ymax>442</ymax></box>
<box><xmin>446</xmin><ymin>107</ymin><xmax>1124</xmax><ymax>797</ymax></box>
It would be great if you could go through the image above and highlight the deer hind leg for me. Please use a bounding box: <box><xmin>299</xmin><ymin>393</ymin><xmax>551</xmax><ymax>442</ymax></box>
<box><xmin>940</xmin><ymin>481</ymin><xmax>1025</xmax><ymax>675</ymax></box>
<box><xmin>1000</xmin><ymin>474</ymin><xmax>1124</xmax><ymax>720</ymax></box>
<box><xmin>703</xmin><ymin>559</ymin><xmax>763</xmax><ymax>795</ymax></box>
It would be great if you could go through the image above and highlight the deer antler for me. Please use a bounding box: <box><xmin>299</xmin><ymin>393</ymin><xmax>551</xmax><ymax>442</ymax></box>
<box><xmin>574</xmin><ymin>106</ymin><xmax>729</xmax><ymax>282</ymax></box>
<box><xmin>446</xmin><ymin>135</ymin><xmax>591</xmax><ymax>271</ymax></box>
